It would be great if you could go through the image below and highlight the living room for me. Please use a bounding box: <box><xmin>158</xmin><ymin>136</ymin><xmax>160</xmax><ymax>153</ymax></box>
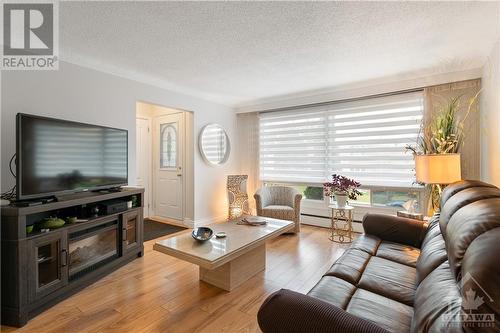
<box><xmin>1</xmin><ymin>1</ymin><xmax>499</xmax><ymax>332</ymax></box>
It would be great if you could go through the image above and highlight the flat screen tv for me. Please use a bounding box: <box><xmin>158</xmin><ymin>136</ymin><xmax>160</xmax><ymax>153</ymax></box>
<box><xmin>16</xmin><ymin>113</ymin><xmax>128</xmax><ymax>200</ymax></box>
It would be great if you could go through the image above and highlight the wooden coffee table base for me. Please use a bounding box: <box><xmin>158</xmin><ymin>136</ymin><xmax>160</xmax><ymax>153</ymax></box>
<box><xmin>154</xmin><ymin>218</ymin><xmax>293</xmax><ymax>292</ymax></box>
<box><xmin>199</xmin><ymin>244</ymin><xmax>266</xmax><ymax>291</ymax></box>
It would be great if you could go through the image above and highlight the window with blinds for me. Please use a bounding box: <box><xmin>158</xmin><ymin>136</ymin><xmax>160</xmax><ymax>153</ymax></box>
<box><xmin>259</xmin><ymin>91</ymin><xmax>424</xmax><ymax>188</ymax></box>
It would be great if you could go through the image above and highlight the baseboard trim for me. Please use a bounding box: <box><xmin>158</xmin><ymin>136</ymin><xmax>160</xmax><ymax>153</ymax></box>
<box><xmin>301</xmin><ymin>214</ymin><xmax>364</xmax><ymax>233</ymax></box>
<box><xmin>183</xmin><ymin>218</ymin><xmax>195</xmax><ymax>228</ymax></box>
<box><xmin>148</xmin><ymin>216</ymin><xmax>192</xmax><ymax>229</ymax></box>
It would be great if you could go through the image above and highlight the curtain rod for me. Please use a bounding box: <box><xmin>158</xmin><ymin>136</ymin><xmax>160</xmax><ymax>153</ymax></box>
<box><xmin>259</xmin><ymin>87</ymin><xmax>425</xmax><ymax>114</ymax></box>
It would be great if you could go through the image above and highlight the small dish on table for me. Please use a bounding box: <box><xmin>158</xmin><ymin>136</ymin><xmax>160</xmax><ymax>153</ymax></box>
<box><xmin>192</xmin><ymin>227</ymin><xmax>214</xmax><ymax>241</ymax></box>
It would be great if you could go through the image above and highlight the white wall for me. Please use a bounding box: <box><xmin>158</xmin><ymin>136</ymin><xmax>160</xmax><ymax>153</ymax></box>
<box><xmin>193</xmin><ymin>107</ymin><xmax>239</xmax><ymax>224</ymax></box>
<box><xmin>481</xmin><ymin>40</ymin><xmax>500</xmax><ymax>187</ymax></box>
<box><xmin>1</xmin><ymin>61</ymin><xmax>238</xmax><ymax>223</ymax></box>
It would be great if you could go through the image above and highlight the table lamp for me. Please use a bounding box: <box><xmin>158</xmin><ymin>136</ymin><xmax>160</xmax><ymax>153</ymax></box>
<box><xmin>227</xmin><ymin>175</ymin><xmax>249</xmax><ymax>220</ymax></box>
<box><xmin>415</xmin><ymin>153</ymin><xmax>461</xmax><ymax>213</ymax></box>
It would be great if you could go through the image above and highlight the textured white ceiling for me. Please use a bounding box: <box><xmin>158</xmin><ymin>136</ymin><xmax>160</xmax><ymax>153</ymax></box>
<box><xmin>60</xmin><ymin>1</ymin><xmax>500</xmax><ymax>106</ymax></box>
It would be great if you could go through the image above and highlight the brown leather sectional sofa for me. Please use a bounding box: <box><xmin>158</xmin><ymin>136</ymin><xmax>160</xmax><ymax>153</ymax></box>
<box><xmin>257</xmin><ymin>180</ymin><xmax>500</xmax><ymax>333</ymax></box>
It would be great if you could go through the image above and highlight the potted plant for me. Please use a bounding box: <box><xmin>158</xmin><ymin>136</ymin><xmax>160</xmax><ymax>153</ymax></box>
<box><xmin>406</xmin><ymin>92</ymin><xmax>479</xmax><ymax>212</ymax></box>
<box><xmin>323</xmin><ymin>174</ymin><xmax>362</xmax><ymax>208</ymax></box>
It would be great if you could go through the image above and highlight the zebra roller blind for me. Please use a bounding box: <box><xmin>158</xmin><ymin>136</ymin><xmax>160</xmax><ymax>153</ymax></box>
<box><xmin>259</xmin><ymin>91</ymin><xmax>424</xmax><ymax>187</ymax></box>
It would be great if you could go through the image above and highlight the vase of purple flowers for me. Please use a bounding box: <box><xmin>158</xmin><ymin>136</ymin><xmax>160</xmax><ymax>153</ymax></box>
<box><xmin>323</xmin><ymin>174</ymin><xmax>362</xmax><ymax>208</ymax></box>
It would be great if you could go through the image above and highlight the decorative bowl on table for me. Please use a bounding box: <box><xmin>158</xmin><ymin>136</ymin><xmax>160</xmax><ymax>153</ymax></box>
<box><xmin>242</xmin><ymin>216</ymin><xmax>267</xmax><ymax>225</ymax></box>
<box><xmin>192</xmin><ymin>227</ymin><xmax>214</xmax><ymax>242</ymax></box>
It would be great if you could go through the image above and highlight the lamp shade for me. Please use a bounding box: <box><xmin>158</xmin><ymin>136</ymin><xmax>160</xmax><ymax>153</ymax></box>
<box><xmin>415</xmin><ymin>154</ymin><xmax>461</xmax><ymax>184</ymax></box>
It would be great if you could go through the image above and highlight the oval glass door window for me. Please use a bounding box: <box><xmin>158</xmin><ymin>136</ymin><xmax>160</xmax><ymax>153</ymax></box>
<box><xmin>160</xmin><ymin>123</ymin><xmax>177</xmax><ymax>168</ymax></box>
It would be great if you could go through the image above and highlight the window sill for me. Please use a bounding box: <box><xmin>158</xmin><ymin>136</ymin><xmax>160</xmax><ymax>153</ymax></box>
<box><xmin>301</xmin><ymin>199</ymin><xmax>399</xmax><ymax>222</ymax></box>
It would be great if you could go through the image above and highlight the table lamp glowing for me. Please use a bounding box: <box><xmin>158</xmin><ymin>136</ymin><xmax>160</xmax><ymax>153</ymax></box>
<box><xmin>415</xmin><ymin>153</ymin><xmax>461</xmax><ymax>214</ymax></box>
<box><xmin>415</xmin><ymin>154</ymin><xmax>462</xmax><ymax>184</ymax></box>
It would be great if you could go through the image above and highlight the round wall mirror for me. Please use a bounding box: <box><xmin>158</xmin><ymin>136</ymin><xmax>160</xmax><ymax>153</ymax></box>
<box><xmin>198</xmin><ymin>124</ymin><xmax>231</xmax><ymax>165</ymax></box>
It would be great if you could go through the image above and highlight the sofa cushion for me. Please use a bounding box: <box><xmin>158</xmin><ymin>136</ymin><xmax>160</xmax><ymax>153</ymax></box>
<box><xmin>308</xmin><ymin>276</ymin><xmax>356</xmax><ymax>310</ymax></box>
<box><xmin>349</xmin><ymin>234</ymin><xmax>381</xmax><ymax>255</ymax></box>
<box><xmin>440</xmin><ymin>180</ymin><xmax>497</xmax><ymax>209</ymax></box>
<box><xmin>411</xmin><ymin>261</ymin><xmax>462</xmax><ymax>333</ymax></box>
<box><xmin>358</xmin><ymin>256</ymin><xmax>417</xmax><ymax>306</ymax></box>
<box><xmin>324</xmin><ymin>249</ymin><xmax>371</xmax><ymax>285</ymax></box>
<box><xmin>462</xmin><ymin>227</ymin><xmax>500</xmax><ymax>329</ymax></box>
<box><xmin>416</xmin><ymin>216</ymin><xmax>447</xmax><ymax>284</ymax></box>
<box><xmin>377</xmin><ymin>241</ymin><xmax>420</xmax><ymax>268</ymax></box>
<box><xmin>347</xmin><ymin>289</ymin><xmax>414</xmax><ymax>333</ymax></box>
<box><xmin>445</xmin><ymin>197</ymin><xmax>500</xmax><ymax>281</ymax></box>
<box><xmin>439</xmin><ymin>186</ymin><xmax>500</xmax><ymax>239</ymax></box>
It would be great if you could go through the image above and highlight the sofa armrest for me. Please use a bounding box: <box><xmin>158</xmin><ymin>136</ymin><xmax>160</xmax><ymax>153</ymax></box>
<box><xmin>257</xmin><ymin>289</ymin><xmax>389</xmax><ymax>333</ymax></box>
<box><xmin>362</xmin><ymin>213</ymin><xmax>428</xmax><ymax>248</ymax></box>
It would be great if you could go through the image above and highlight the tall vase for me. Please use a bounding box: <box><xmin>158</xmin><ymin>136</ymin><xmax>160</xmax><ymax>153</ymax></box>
<box><xmin>335</xmin><ymin>193</ymin><xmax>348</xmax><ymax>208</ymax></box>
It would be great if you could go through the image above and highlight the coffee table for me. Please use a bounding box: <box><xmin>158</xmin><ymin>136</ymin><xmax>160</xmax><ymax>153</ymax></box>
<box><xmin>153</xmin><ymin>218</ymin><xmax>294</xmax><ymax>291</ymax></box>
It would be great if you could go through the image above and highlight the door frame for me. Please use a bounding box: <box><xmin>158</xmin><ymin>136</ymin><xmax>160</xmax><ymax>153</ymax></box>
<box><xmin>136</xmin><ymin>116</ymin><xmax>152</xmax><ymax>217</ymax></box>
<box><xmin>136</xmin><ymin>101</ymin><xmax>195</xmax><ymax>227</ymax></box>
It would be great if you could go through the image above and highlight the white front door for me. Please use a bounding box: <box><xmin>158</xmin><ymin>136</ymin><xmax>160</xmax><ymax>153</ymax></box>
<box><xmin>154</xmin><ymin>113</ymin><xmax>184</xmax><ymax>220</ymax></box>
<box><xmin>136</xmin><ymin>118</ymin><xmax>151</xmax><ymax>217</ymax></box>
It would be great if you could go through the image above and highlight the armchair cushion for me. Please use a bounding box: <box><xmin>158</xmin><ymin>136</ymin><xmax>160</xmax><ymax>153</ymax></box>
<box><xmin>263</xmin><ymin>205</ymin><xmax>294</xmax><ymax>211</ymax></box>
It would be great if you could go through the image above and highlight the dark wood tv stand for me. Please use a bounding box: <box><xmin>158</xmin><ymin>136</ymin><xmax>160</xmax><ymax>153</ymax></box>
<box><xmin>1</xmin><ymin>188</ymin><xmax>144</xmax><ymax>327</ymax></box>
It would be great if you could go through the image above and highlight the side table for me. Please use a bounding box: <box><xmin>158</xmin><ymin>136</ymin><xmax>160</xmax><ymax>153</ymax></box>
<box><xmin>328</xmin><ymin>204</ymin><xmax>354</xmax><ymax>243</ymax></box>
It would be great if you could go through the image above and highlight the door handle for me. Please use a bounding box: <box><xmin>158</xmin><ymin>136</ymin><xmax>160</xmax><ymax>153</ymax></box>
<box><xmin>177</xmin><ymin>173</ymin><xmax>182</xmax><ymax>177</ymax></box>
<box><xmin>122</xmin><ymin>228</ymin><xmax>127</xmax><ymax>241</ymax></box>
<box><xmin>61</xmin><ymin>249</ymin><xmax>68</xmax><ymax>267</ymax></box>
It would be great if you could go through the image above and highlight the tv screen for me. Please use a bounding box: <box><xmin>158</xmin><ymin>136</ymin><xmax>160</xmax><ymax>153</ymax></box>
<box><xmin>17</xmin><ymin>114</ymin><xmax>128</xmax><ymax>200</ymax></box>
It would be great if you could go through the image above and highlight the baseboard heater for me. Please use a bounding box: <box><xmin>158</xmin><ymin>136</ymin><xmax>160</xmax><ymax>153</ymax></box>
<box><xmin>301</xmin><ymin>213</ymin><xmax>361</xmax><ymax>223</ymax></box>
<box><xmin>300</xmin><ymin>213</ymin><xmax>364</xmax><ymax>233</ymax></box>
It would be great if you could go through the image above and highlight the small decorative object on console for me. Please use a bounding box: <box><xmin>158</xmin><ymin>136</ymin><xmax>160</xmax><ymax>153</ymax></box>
<box><xmin>40</xmin><ymin>216</ymin><xmax>65</xmax><ymax>229</ymax></box>
<box><xmin>66</xmin><ymin>216</ymin><xmax>78</xmax><ymax>224</ymax></box>
<box><xmin>323</xmin><ymin>174</ymin><xmax>362</xmax><ymax>208</ymax></box>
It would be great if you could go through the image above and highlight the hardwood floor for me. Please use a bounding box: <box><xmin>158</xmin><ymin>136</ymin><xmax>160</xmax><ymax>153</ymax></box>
<box><xmin>1</xmin><ymin>225</ymin><xmax>349</xmax><ymax>333</ymax></box>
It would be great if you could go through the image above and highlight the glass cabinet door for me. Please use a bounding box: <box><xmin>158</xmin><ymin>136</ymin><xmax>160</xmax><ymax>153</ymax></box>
<box><xmin>122</xmin><ymin>210</ymin><xmax>141</xmax><ymax>253</ymax></box>
<box><xmin>28</xmin><ymin>231</ymin><xmax>68</xmax><ymax>302</ymax></box>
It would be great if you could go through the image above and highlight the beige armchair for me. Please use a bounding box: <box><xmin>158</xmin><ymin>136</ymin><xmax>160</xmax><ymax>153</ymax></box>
<box><xmin>254</xmin><ymin>186</ymin><xmax>302</xmax><ymax>233</ymax></box>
